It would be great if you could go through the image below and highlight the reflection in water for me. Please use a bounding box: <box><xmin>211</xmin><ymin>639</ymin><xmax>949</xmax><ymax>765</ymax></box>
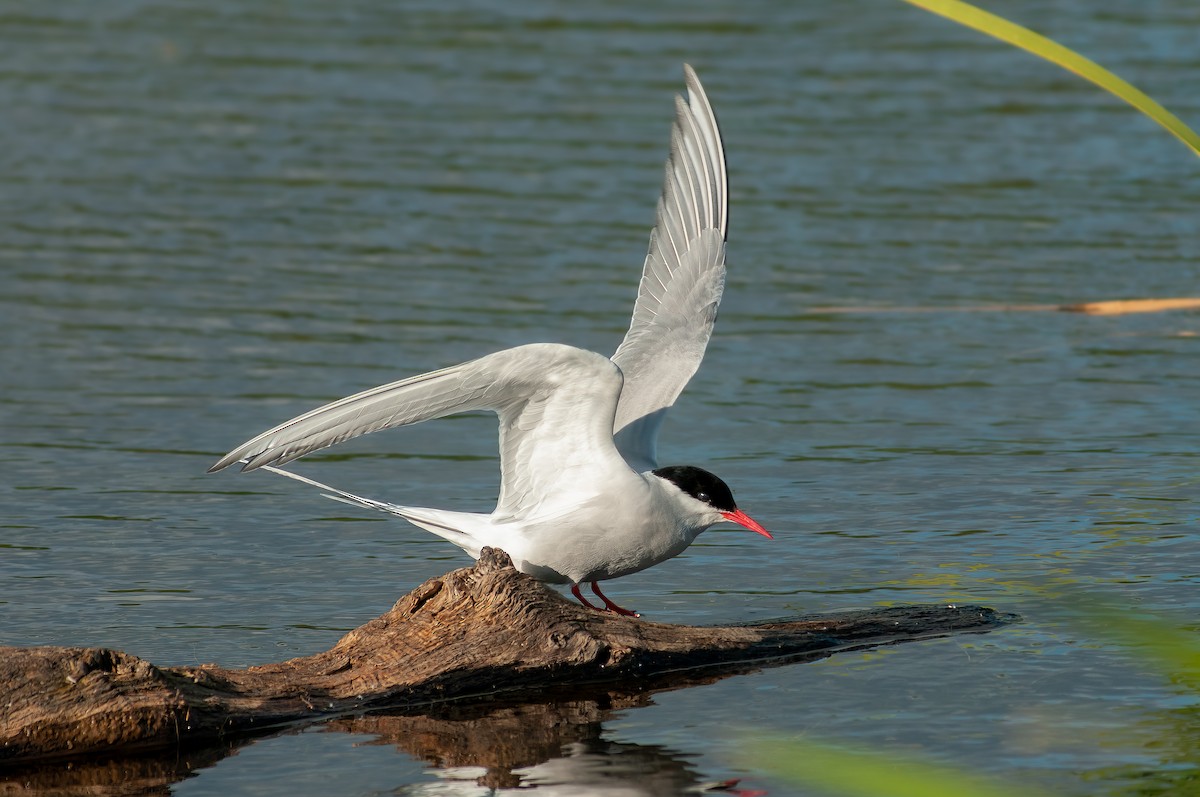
<box><xmin>0</xmin><ymin>744</ymin><xmax>229</xmax><ymax>797</ymax></box>
<box><xmin>1</xmin><ymin>696</ymin><xmax>763</xmax><ymax>796</ymax></box>
<box><xmin>332</xmin><ymin>698</ymin><xmax>761</xmax><ymax>795</ymax></box>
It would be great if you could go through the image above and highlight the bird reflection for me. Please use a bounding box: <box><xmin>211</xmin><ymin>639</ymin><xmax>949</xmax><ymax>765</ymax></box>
<box><xmin>330</xmin><ymin>696</ymin><xmax>765</xmax><ymax>795</ymax></box>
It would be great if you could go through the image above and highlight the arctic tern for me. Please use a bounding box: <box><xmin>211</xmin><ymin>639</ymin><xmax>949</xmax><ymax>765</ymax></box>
<box><xmin>210</xmin><ymin>65</ymin><xmax>771</xmax><ymax>616</ymax></box>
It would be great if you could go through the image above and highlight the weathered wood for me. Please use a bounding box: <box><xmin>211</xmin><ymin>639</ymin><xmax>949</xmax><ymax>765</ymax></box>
<box><xmin>0</xmin><ymin>548</ymin><xmax>1011</xmax><ymax>767</ymax></box>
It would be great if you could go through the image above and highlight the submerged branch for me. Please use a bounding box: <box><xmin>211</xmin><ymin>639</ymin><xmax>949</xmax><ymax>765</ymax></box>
<box><xmin>804</xmin><ymin>297</ymin><xmax>1200</xmax><ymax>315</ymax></box>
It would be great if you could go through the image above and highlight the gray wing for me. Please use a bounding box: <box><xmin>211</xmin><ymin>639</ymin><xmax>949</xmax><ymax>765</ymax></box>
<box><xmin>209</xmin><ymin>343</ymin><xmax>626</xmax><ymax>519</ymax></box>
<box><xmin>611</xmin><ymin>64</ymin><xmax>729</xmax><ymax>472</ymax></box>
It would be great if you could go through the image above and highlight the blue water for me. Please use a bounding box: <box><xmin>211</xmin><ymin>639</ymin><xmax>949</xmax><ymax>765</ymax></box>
<box><xmin>2</xmin><ymin>1</ymin><xmax>1198</xmax><ymax>794</ymax></box>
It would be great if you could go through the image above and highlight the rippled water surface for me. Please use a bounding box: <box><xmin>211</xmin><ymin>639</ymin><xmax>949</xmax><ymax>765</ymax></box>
<box><xmin>3</xmin><ymin>1</ymin><xmax>1198</xmax><ymax>794</ymax></box>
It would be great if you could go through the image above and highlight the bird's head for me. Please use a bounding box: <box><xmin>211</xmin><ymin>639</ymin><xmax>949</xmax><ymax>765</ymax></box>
<box><xmin>651</xmin><ymin>465</ymin><xmax>772</xmax><ymax>539</ymax></box>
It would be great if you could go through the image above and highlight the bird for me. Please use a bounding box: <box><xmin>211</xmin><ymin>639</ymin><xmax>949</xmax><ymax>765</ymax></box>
<box><xmin>209</xmin><ymin>64</ymin><xmax>771</xmax><ymax>617</ymax></box>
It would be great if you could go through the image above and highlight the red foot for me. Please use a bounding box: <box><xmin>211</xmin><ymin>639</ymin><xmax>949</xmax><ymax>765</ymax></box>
<box><xmin>570</xmin><ymin>582</ymin><xmax>639</xmax><ymax>617</ymax></box>
<box><xmin>706</xmin><ymin>780</ymin><xmax>767</xmax><ymax>797</ymax></box>
<box><xmin>571</xmin><ymin>583</ymin><xmax>603</xmax><ymax>611</ymax></box>
<box><xmin>589</xmin><ymin>581</ymin><xmax>640</xmax><ymax>617</ymax></box>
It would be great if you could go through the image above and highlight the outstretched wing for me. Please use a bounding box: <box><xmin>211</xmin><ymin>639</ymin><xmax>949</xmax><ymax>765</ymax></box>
<box><xmin>611</xmin><ymin>64</ymin><xmax>729</xmax><ymax>472</ymax></box>
<box><xmin>209</xmin><ymin>343</ymin><xmax>626</xmax><ymax>519</ymax></box>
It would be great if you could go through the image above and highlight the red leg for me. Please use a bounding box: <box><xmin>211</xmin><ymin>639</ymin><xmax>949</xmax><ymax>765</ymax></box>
<box><xmin>590</xmin><ymin>581</ymin><xmax>639</xmax><ymax>617</ymax></box>
<box><xmin>571</xmin><ymin>583</ymin><xmax>603</xmax><ymax>611</ymax></box>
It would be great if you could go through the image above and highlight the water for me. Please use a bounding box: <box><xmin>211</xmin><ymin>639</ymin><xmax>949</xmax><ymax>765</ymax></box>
<box><xmin>2</xmin><ymin>0</ymin><xmax>1198</xmax><ymax>793</ymax></box>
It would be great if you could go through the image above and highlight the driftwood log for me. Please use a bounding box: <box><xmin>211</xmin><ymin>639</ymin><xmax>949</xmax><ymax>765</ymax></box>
<box><xmin>2</xmin><ymin>547</ymin><xmax>1011</xmax><ymax>778</ymax></box>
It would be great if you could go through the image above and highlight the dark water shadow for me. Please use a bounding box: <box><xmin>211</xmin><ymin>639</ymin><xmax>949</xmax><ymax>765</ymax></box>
<box><xmin>0</xmin><ymin>743</ymin><xmax>232</xmax><ymax>797</ymax></box>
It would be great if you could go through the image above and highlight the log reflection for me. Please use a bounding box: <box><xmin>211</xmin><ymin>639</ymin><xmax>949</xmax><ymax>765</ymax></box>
<box><xmin>0</xmin><ymin>743</ymin><xmax>230</xmax><ymax>797</ymax></box>
<box><xmin>329</xmin><ymin>694</ymin><xmax>754</xmax><ymax>794</ymax></box>
<box><xmin>1</xmin><ymin>694</ymin><xmax>760</xmax><ymax>796</ymax></box>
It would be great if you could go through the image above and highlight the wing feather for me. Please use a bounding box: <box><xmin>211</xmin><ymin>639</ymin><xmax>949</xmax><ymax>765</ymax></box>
<box><xmin>209</xmin><ymin>344</ymin><xmax>625</xmax><ymax>519</ymax></box>
<box><xmin>611</xmin><ymin>64</ymin><xmax>728</xmax><ymax>471</ymax></box>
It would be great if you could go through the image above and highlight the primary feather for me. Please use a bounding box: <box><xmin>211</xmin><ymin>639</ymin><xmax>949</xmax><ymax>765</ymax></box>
<box><xmin>611</xmin><ymin>64</ymin><xmax>729</xmax><ymax>471</ymax></box>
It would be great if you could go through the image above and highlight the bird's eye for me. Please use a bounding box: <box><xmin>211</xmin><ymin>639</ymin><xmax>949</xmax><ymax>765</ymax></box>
<box><xmin>697</xmin><ymin>492</ymin><xmax>711</xmax><ymax>503</ymax></box>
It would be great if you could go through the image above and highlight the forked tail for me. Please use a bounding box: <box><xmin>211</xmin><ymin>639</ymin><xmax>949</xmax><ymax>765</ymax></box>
<box><xmin>254</xmin><ymin>465</ymin><xmax>481</xmax><ymax>556</ymax></box>
<box><xmin>259</xmin><ymin>464</ymin><xmax>410</xmax><ymax>517</ymax></box>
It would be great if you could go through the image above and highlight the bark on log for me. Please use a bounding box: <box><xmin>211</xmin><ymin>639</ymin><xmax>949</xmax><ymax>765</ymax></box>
<box><xmin>1</xmin><ymin>548</ymin><xmax>1012</xmax><ymax>770</ymax></box>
